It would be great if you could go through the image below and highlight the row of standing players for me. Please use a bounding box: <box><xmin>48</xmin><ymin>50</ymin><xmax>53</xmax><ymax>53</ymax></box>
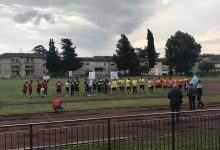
<box><xmin>22</xmin><ymin>76</ymin><xmax>191</xmax><ymax>97</ymax></box>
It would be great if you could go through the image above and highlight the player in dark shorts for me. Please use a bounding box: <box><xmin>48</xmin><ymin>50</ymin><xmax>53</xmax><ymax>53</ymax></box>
<box><xmin>36</xmin><ymin>80</ymin><xmax>41</xmax><ymax>96</ymax></box>
<box><xmin>92</xmin><ymin>79</ymin><xmax>97</xmax><ymax>94</ymax></box>
<box><xmin>28</xmin><ymin>80</ymin><xmax>33</xmax><ymax>97</ymax></box>
<box><xmin>97</xmin><ymin>79</ymin><xmax>102</xmax><ymax>94</ymax></box>
<box><xmin>70</xmin><ymin>79</ymin><xmax>75</xmax><ymax>96</ymax></box>
<box><xmin>22</xmin><ymin>81</ymin><xmax>28</xmax><ymax>97</ymax></box>
<box><xmin>74</xmin><ymin>78</ymin><xmax>80</xmax><ymax>96</ymax></box>
<box><xmin>56</xmin><ymin>79</ymin><xmax>63</xmax><ymax>96</ymax></box>
<box><xmin>84</xmin><ymin>78</ymin><xmax>89</xmax><ymax>96</ymax></box>
<box><xmin>139</xmin><ymin>77</ymin><xmax>145</xmax><ymax>93</ymax></box>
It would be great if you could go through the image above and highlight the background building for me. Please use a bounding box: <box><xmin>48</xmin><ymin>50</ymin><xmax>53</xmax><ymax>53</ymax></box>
<box><xmin>73</xmin><ymin>56</ymin><xmax>169</xmax><ymax>76</ymax></box>
<box><xmin>0</xmin><ymin>53</ymin><xmax>46</xmax><ymax>78</ymax></box>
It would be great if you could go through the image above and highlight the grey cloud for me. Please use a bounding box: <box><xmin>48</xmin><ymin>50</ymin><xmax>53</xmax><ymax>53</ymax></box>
<box><xmin>13</xmin><ymin>10</ymin><xmax>54</xmax><ymax>25</ymax></box>
<box><xmin>7</xmin><ymin>0</ymin><xmax>158</xmax><ymax>33</ymax></box>
<box><xmin>1</xmin><ymin>0</ymin><xmax>160</xmax><ymax>56</ymax></box>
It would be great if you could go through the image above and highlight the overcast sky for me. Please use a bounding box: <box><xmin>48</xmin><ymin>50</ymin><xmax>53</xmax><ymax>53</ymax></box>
<box><xmin>0</xmin><ymin>0</ymin><xmax>220</xmax><ymax>57</ymax></box>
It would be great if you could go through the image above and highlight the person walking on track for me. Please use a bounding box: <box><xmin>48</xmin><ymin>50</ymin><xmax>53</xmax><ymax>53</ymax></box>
<box><xmin>187</xmin><ymin>83</ymin><xmax>197</xmax><ymax>110</ymax></box>
<box><xmin>197</xmin><ymin>80</ymin><xmax>204</xmax><ymax>108</ymax></box>
<box><xmin>168</xmin><ymin>84</ymin><xmax>183</xmax><ymax>121</ymax></box>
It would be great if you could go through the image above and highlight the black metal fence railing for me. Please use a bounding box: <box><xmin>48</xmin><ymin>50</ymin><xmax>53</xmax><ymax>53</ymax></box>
<box><xmin>1</xmin><ymin>109</ymin><xmax>220</xmax><ymax>150</ymax></box>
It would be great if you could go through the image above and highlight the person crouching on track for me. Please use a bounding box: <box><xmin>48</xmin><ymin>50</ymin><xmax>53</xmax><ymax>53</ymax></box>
<box><xmin>52</xmin><ymin>98</ymin><xmax>63</xmax><ymax>113</ymax></box>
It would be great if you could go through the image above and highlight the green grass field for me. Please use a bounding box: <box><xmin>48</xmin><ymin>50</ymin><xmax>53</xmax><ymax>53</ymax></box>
<box><xmin>0</xmin><ymin>76</ymin><xmax>220</xmax><ymax>115</ymax></box>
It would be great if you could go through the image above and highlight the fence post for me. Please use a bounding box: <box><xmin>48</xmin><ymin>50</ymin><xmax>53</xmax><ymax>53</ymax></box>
<box><xmin>29</xmin><ymin>125</ymin><xmax>33</xmax><ymax>150</ymax></box>
<box><xmin>107</xmin><ymin>118</ymin><xmax>111</xmax><ymax>150</ymax></box>
<box><xmin>171</xmin><ymin>113</ymin><xmax>175</xmax><ymax>150</ymax></box>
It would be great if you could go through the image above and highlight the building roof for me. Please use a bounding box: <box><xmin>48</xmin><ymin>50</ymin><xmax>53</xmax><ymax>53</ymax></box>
<box><xmin>80</xmin><ymin>56</ymin><xmax>113</xmax><ymax>61</ymax></box>
<box><xmin>0</xmin><ymin>53</ymin><xmax>45</xmax><ymax>58</ymax></box>
<box><xmin>81</xmin><ymin>56</ymin><xmax>150</xmax><ymax>62</ymax></box>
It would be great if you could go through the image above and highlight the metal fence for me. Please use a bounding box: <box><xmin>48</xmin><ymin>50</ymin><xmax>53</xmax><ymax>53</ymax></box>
<box><xmin>1</xmin><ymin>109</ymin><xmax>220</xmax><ymax>150</ymax></box>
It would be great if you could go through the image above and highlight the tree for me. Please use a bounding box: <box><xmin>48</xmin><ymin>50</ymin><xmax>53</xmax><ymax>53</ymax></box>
<box><xmin>113</xmin><ymin>34</ymin><xmax>139</xmax><ymax>75</ymax></box>
<box><xmin>32</xmin><ymin>45</ymin><xmax>47</xmax><ymax>56</ymax></box>
<box><xmin>60</xmin><ymin>38</ymin><xmax>82</xmax><ymax>72</ymax></box>
<box><xmin>46</xmin><ymin>39</ymin><xmax>62</xmax><ymax>75</ymax></box>
<box><xmin>135</xmin><ymin>48</ymin><xmax>147</xmax><ymax>58</ymax></box>
<box><xmin>139</xmin><ymin>65</ymin><xmax>149</xmax><ymax>75</ymax></box>
<box><xmin>146</xmin><ymin>29</ymin><xmax>157</xmax><ymax>68</ymax></box>
<box><xmin>165</xmin><ymin>31</ymin><xmax>201</xmax><ymax>75</ymax></box>
<box><xmin>199</xmin><ymin>61</ymin><xmax>215</xmax><ymax>73</ymax></box>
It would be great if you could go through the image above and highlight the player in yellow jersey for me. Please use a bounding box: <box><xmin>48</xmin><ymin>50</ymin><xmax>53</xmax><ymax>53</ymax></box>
<box><xmin>125</xmin><ymin>78</ymin><xmax>132</xmax><ymax>94</ymax></box>
<box><xmin>139</xmin><ymin>76</ymin><xmax>145</xmax><ymax>93</ymax></box>
<box><xmin>118</xmin><ymin>77</ymin><xmax>125</xmax><ymax>94</ymax></box>
<box><xmin>111</xmin><ymin>79</ymin><xmax>118</xmax><ymax>94</ymax></box>
<box><xmin>132</xmin><ymin>78</ymin><xmax>138</xmax><ymax>94</ymax></box>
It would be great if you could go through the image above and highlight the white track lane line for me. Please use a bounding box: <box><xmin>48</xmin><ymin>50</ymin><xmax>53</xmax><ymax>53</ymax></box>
<box><xmin>44</xmin><ymin>113</ymin><xmax>66</xmax><ymax>127</ymax></box>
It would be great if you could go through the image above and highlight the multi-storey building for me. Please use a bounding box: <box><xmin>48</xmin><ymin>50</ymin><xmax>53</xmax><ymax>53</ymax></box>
<box><xmin>0</xmin><ymin>53</ymin><xmax>46</xmax><ymax>78</ymax></box>
<box><xmin>72</xmin><ymin>56</ymin><xmax>169</xmax><ymax>76</ymax></box>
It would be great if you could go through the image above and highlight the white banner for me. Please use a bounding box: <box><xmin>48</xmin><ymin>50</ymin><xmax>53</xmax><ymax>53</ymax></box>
<box><xmin>111</xmin><ymin>71</ymin><xmax>118</xmax><ymax>79</ymax></box>
<box><xmin>68</xmin><ymin>71</ymin><xmax>73</xmax><ymax>77</ymax></box>
<box><xmin>151</xmin><ymin>68</ymin><xmax>158</xmax><ymax>76</ymax></box>
<box><xmin>89</xmin><ymin>72</ymin><xmax>96</xmax><ymax>80</ymax></box>
<box><xmin>43</xmin><ymin>75</ymin><xmax>50</xmax><ymax>81</ymax></box>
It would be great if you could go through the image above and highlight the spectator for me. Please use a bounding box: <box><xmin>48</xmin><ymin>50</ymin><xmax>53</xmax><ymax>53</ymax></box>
<box><xmin>168</xmin><ymin>84</ymin><xmax>183</xmax><ymax>121</ymax></box>
<box><xmin>187</xmin><ymin>83</ymin><xmax>197</xmax><ymax>110</ymax></box>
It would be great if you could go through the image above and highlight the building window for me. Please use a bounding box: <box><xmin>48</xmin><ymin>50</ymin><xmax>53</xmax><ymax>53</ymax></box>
<box><xmin>86</xmin><ymin>62</ymin><xmax>89</xmax><ymax>65</ymax></box>
<box><xmin>95</xmin><ymin>68</ymin><xmax>104</xmax><ymax>72</ymax></box>
<box><xmin>11</xmin><ymin>66</ymin><xmax>20</xmax><ymax>70</ymax></box>
<box><xmin>111</xmin><ymin>63</ymin><xmax>116</xmax><ymax>66</ymax></box>
<box><xmin>104</xmin><ymin>63</ymin><xmax>106</xmax><ymax>66</ymax></box>
<box><xmin>25</xmin><ymin>70</ymin><xmax>34</xmax><ymax>75</ymax></box>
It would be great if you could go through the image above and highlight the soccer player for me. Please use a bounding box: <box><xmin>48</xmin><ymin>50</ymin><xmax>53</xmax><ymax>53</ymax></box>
<box><xmin>74</xmin><ymin>78</ymin><xmax>80</xmax><ymax>96</ymax></box>
<box><xmin>132</xmin><ymin>78</ymin><xmax>138</xmax><ymax>94</ymax></box>
<box><xmin>148</xmin><ymin>78</ymin><xmax>153</xmax><ymax>94</ymax></box>
<box><xmin>125</xmin><ymin>78</ymin><xmax>132</xmax><ymax>94</ymax></box>
<box><xmin>36</xmin><ymin>80</ymin><xmax>41</xmax><ymax>96</ymax></box>
<box><xmin>22</xmin><ymin>81</ymin><xmax>28</xmax><ymax>97</ymax></box>
<box><xmin>139</xmin><ymin>77</ymin><xmax>145</xmax><ymax>93</ymax></box>
<box><xmin>56</xmin><ymin>79</ymin><xmax>63</xmax><ymax>96</ymax></box>
<box><xmin>111</xmin><ymin>79</ymin><xmax>118</xmax><ymax>94</ymax></box>
<box><xmin>65</xmin><ymin>80</ymin><xmax>71</xmax><ymax>95</ymax></box>
<box><xmin>28</xmin><ymin>80</ymin><xmax>33</xmax><ymax>97</ymax></box>
<box><xmin>118</xmin><ymin>77</ymin><xmax>125</xmax><ymax>95</ymax></box>
<box><xmin>70</xmin><ymin>79</ymin><xmax>75</xmax><ymax>96</ymax></box>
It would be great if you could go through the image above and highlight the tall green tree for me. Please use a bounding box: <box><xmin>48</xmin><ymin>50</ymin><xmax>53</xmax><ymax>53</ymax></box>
<box><xmin>165</xmin><ymin>31</ymin><xmax>201</xmax><ymax>75</ymax></box>
<box><xmin>46</xmin><ymin>39</ymin><xmax>62</xmax><ymax>75</ymax></box>
<box><xmin>199</xmin><ymin>61</ymin><xmax>215</xmax><ymax>73</ymax></box>
<box><xmin>32</xmin><ymin>45</ymin><xmax>47</xmax><ymax>56</ymax></box>
<box><xmin>146</xmin><ymin>29</ymin><xmax>157</xmax><ymax>68</ymax></box>
<box><xmin>135</xmin><ymin>48</ymin><xmax>147</xmax><ymax>58</ymax></box>
<box><xmin>60</xmin><ymin>38</ymin><xmax>82</xmax><ymax>72</ymax></box>
<box><xmin>113</xmin><ymin>34</ymin><xmax>139</xmax><ymax>75</ymax></box>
